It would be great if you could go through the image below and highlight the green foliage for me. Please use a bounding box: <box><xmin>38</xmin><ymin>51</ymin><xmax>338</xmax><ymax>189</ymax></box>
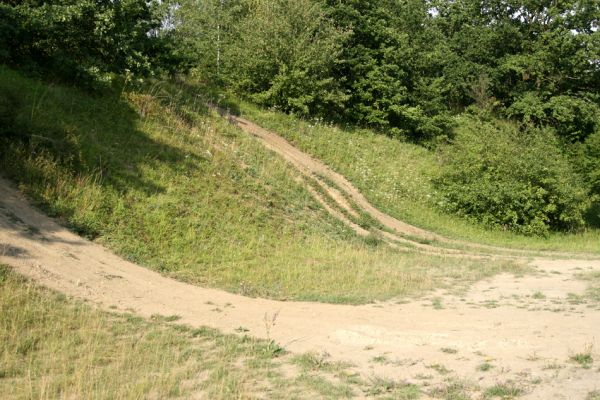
<box><xmin>0</xmin><ymin>0</ymin><xmax>178</xmax><ymax>87</ymax></box>
<box><xmin>323</xmin><ymin>0</ymin><xmax>454</xmax><ymax>140</ymax></box>
<box><xmin>178</xmin><ymin>0</ymin><xmax>348</xmax><ymax>117</ymax></box>
<box><xmin>176</xmin><ymin>0</ymin><xmax>599</xmax><ymax>143</ymax></box>
<box><xmin>435</xmin><ymin>116</ymin><xmax>590</xmax><ymax>236</ymax></box>
<box><xmin>241</xmin><ymin>99</ymin><xmax>600</xmax><ymax>252</ymax></box>
<box><xmin>507</xmin><ymin>94</ymin><xmax>600</xmax><ymax>142</ymax></box>
<box><xmin>583</xmin><ymin>132</ymin><xmax>600</xmax><ymax>198</ymax></box>
<box><xmin>0</xmin><ymin>66</ymin><xmax>521</xmax><ymax>303</ymax></box>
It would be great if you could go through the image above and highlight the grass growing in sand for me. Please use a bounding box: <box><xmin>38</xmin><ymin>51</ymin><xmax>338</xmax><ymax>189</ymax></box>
<box><xmin>0</xmin><ymin>264</ymin><xmax>420</xmax><ymax>399</ymax></box>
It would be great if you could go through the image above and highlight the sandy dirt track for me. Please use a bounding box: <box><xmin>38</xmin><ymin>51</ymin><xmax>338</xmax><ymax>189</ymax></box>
<box><xmin>2</xmin><ymin>114</ymin><xmax>600</xmax><ymax>398</ymax></box>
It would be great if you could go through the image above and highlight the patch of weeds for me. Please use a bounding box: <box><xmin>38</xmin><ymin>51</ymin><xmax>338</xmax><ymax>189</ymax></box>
<box><xmin>414</xmin><ymin>373</ymin><xmax>433</xmax><ymax>380</ymax></box>
<box><xmin>542</xmin><ymin>362</ymin><xmax>563</xmax><ymax>370</ymax></box>
<box><xmin>432</xmin><ymin>297</ymin><xmax>444</xmax><ymax>310</ymax></box>
<box><xmin>567</xmin><ymin>293</ymin><xmax>586</xmax><ymax>305</ymax></box>
<box><xmin>427</xmin><ymin>363</ymin><xmax>452</xmax><ymax>375</ymax></box>
<box><xmin>371</xmin><ymin>355</ymin><xmax>390</xmax><ymax>364</ymax></box>
<box><xmin>575</xmin><ymin>271</ymin><xmax>600</xmax><ymax>303</ymax></box>
<box><xmin>441</xmin><ymin>347</ymin><xmax>458</xmax><ymax>354</ymax></box>
<box><xmin>366</xmin><ymin>377</ymin><xmax>420</xmax><ymax>399</ymax></box>
<box><xmin>587</xmin><ymin>390</ymin><xmax>600</xmax><ymax>400</ymax></box>
<box><xmin>429</xmin><ymin>379</ymin><xmax>472</xmax><ymax>400</ymax></box>
<box><xmin>295</xmin><ymin>374</ymin><xmax>354</xmax><ymax>399</ymax></box>
<box><xmin>150</xmin><ymin>314</ymin><xmax>181</xmax><ymax>322</ymax></box>
<box><xmin>569</xmin><ymin>345</ymin><xmax>594</xmax><ymax>369</ymax></box>
<box><xmin>531</xmin><ymin>291</ymin><xmax>546</xmax><ymax>299</ymax></box>
<box><xmin>363</xmin><ymin>233</ymin><xmax>384</xmax><ymax>247</ymax></box>
<box><xmin>293</xmin><ymin>352</ymin><xmax>335</xmax><ymax>372</ymax></box>
<box><xmin>484</xmin><ymin>382</ymin><xmax>524</xmax><ymax>399</ymax></box>
<box><xmin>260</xmin><ymin>340</ymin><xmax>286</xmax><ymax>358</ymax></box>
<box><xmin>481</xmin><ymin>300</ymin><xmax>499</xmax><ymax>309</ymax></box>
<box><xmin>477</xmin><ymin>362</ymin><xmax>494</xmax><ymax>372</ymax></box>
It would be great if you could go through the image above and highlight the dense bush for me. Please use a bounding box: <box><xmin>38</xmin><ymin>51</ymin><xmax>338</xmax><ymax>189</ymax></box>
<box><xmin>582</xmin><ymin>132</ymin><xmax>600</xmax><ymax>198</ymax></box>
<box><xmin>434</xmin><ymin>117</ymin><xmax>590</xmax><ymax>236</ymax></box>
<box><xmin>0</xmin><ymin>0</ymin><xmax>178</xmax><ymax>87</ymax></box>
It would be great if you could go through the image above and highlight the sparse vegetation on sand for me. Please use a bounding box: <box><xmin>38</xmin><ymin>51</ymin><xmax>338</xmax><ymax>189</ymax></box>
<box><xmin>0</xmin><ymin>264</ymin><xmax>411</xmax><ymax>399</ymax></box>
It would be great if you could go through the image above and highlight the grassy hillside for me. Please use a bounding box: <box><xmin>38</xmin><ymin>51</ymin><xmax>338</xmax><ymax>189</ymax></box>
<box><xmin>1</xmin><ymin>264</ymin><xmax>427</xmax><ymax>399</ymax></box>
<box><xmin>0</xmin><ymin>67</ymin><xmax>520</xmax><ymax>304</ymax></box>
<box><xmin>238</xmin><ymin>102</ymin><xmax>600</xmax><ymax>253</ymax></box>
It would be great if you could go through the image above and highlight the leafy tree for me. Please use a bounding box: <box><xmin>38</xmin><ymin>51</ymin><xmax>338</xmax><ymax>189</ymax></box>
<box><xmin>324</xmin><ymin>0</ymin><xmax>453</xmax><ymax>140</ymax></box>
<box><xmin>177</xmin><ymin>0</ymin><xmax>347</xmax><ymax>117</ymax></box>
<box><xmin>0</xmin><ymin>0</ymin><xmax>177</xmax><ymax>86</ymax></box>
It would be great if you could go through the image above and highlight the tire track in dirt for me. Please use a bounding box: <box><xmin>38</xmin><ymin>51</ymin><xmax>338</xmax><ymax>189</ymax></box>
<box><xmin>2</xmin><ymin>112</ymin><xmax>600</xmax><ymax>398</ymax></box>
<box><xmin>219</xmin><ymin>109</ymin><xmax>597</xmax><ymax>261</ymax></box>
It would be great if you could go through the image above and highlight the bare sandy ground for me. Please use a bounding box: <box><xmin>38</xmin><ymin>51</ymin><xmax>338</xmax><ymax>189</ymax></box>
<box><xmin>2</xmin><ymin>114</ymin><xmax>600</xmax><ymax>398</ymax></box>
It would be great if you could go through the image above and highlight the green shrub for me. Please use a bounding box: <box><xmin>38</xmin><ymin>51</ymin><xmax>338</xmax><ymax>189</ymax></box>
<box><xmin>434</xmin><ymin>116</ymin><xmax>590</xmax><ymax>236</ymax></box>
<box><xmin>583</xmin><ymin>132</ymin><xmax>600</xmax><ymax>197</ymax></box>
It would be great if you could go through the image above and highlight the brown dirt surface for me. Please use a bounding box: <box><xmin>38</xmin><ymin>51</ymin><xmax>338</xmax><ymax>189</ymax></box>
<box><xmin>2</xmin><ymin>113</ymin><xmax>600</xmax><ymax>398</ymax></box>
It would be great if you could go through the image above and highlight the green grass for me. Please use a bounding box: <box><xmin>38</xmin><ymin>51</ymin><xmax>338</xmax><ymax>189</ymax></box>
<box><xmin>237</xmin><ymin>99</ymin><xmax>600</xmax><ymax>254</ymax></box>
<box><xmin>1</xmin><ymin>264</ymin><xmax>443</xmax><ymax>399</ymax></box>
<box><xmin>365</xmin><ymin>378</ymin><xmax>420</xmax><ymax>399</ymax></box>
<box><xmin>440</xmin><ymin>347</ymin><xmax>458</xmax><ymax>354</ymax></box>
<box><xmin>0</xmin><ymin>265</ymin><xmax>355</xmax><ymax>399</ymax></box>
<box><xmin>429</xmin><ymin>379</ymin><xmax>472</xmax><ymax>400</ymax></box>
<box><xmin>569</xmin><ymin>346</ymin><xmax>594</xmax><ymax>369</ymax></box>
<box><xmin>477</xmin><ymin>362</ymin><xmax>494</xmax><ymax>372</ymax></box>
<box><xmin>0</xmin><ymin>66</ymin><xmax>523</xmax><ymax>304</ymax></box>
<box><xmin>483</xmin><ymin>382</ymin><xmax>524</xmax><ymax>399</ymax></box>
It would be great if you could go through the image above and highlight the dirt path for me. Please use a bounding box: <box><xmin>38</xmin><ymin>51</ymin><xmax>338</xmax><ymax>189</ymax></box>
<box><xmin>222</xmin><ymin>111</ymin><xmax>595</xmax><ymax>261</ymax></box>
<box><xmin>2</xmin><ymin>178</ymin><xmax>600</xmax><ymax>398</ymax></box>
<box><xmin>2</xmin><ymin>113</ymin><xmax>600</xmax><ymax>398</ymax></box>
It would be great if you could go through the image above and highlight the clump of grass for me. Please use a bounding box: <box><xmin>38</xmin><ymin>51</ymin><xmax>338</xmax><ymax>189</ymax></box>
<box><xmin>432</xmin><ymin>297</ymin><xmax>444</xmax><ymax>310</ymax></box>
<box><xmin>587</xmin><ymin>390</ymin><xmax>600</xmax><ymax>400</ymax></box>
<box><xmin>292</xmin><ymin>352</ymin><xmax>351</xmax><ymax>373</ymax></box>
<box><xmin>569</xmin><ymin>345</ymin><xmax>594</xmax><ymax>369</ymax></box>
<box><xmin>575</xmin><ymin>271</ymin><xmax>600</xmax><ymax>303</ymax></box>
<box><xmin>366</xmin><ymin>377</ymin><xmax>420</xmax><ymax>399</ymax></box>
<box><xmin>440</xmin><ymin>347</ymin><xmax>458</xmax><ymax>354</ymax></box>
<box><xmin>429</xmin><ymin>379</ymin><xmax>472</xmax><ymax>400</ymax></box>
<box><xmin>531</xmin><ymin>291</ymin><xmax>546</xmax><ymax>299</ymax></box>
<box><xmin>151</xmin><ymin>314</ymin><xmax>181</xmax><ymax>322</ymax></box>
<box><xmin>483</xmin><ymin>381</ymin><xmax>524</xmax><ymax>399</ymax></box>
<box><xmin>371</xmin><ymin>355</ymin><xmax>390</xmax><ymax>364</ymax></box>
<box><xmin>427</xmin><ymin>363</ymin><xmax>452</xmax><ymax>375</ymax></box>
<box><xmin>477</xmin><ymin>362</ymin><xmax>494</xmax><ymax>372</ymax></box>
